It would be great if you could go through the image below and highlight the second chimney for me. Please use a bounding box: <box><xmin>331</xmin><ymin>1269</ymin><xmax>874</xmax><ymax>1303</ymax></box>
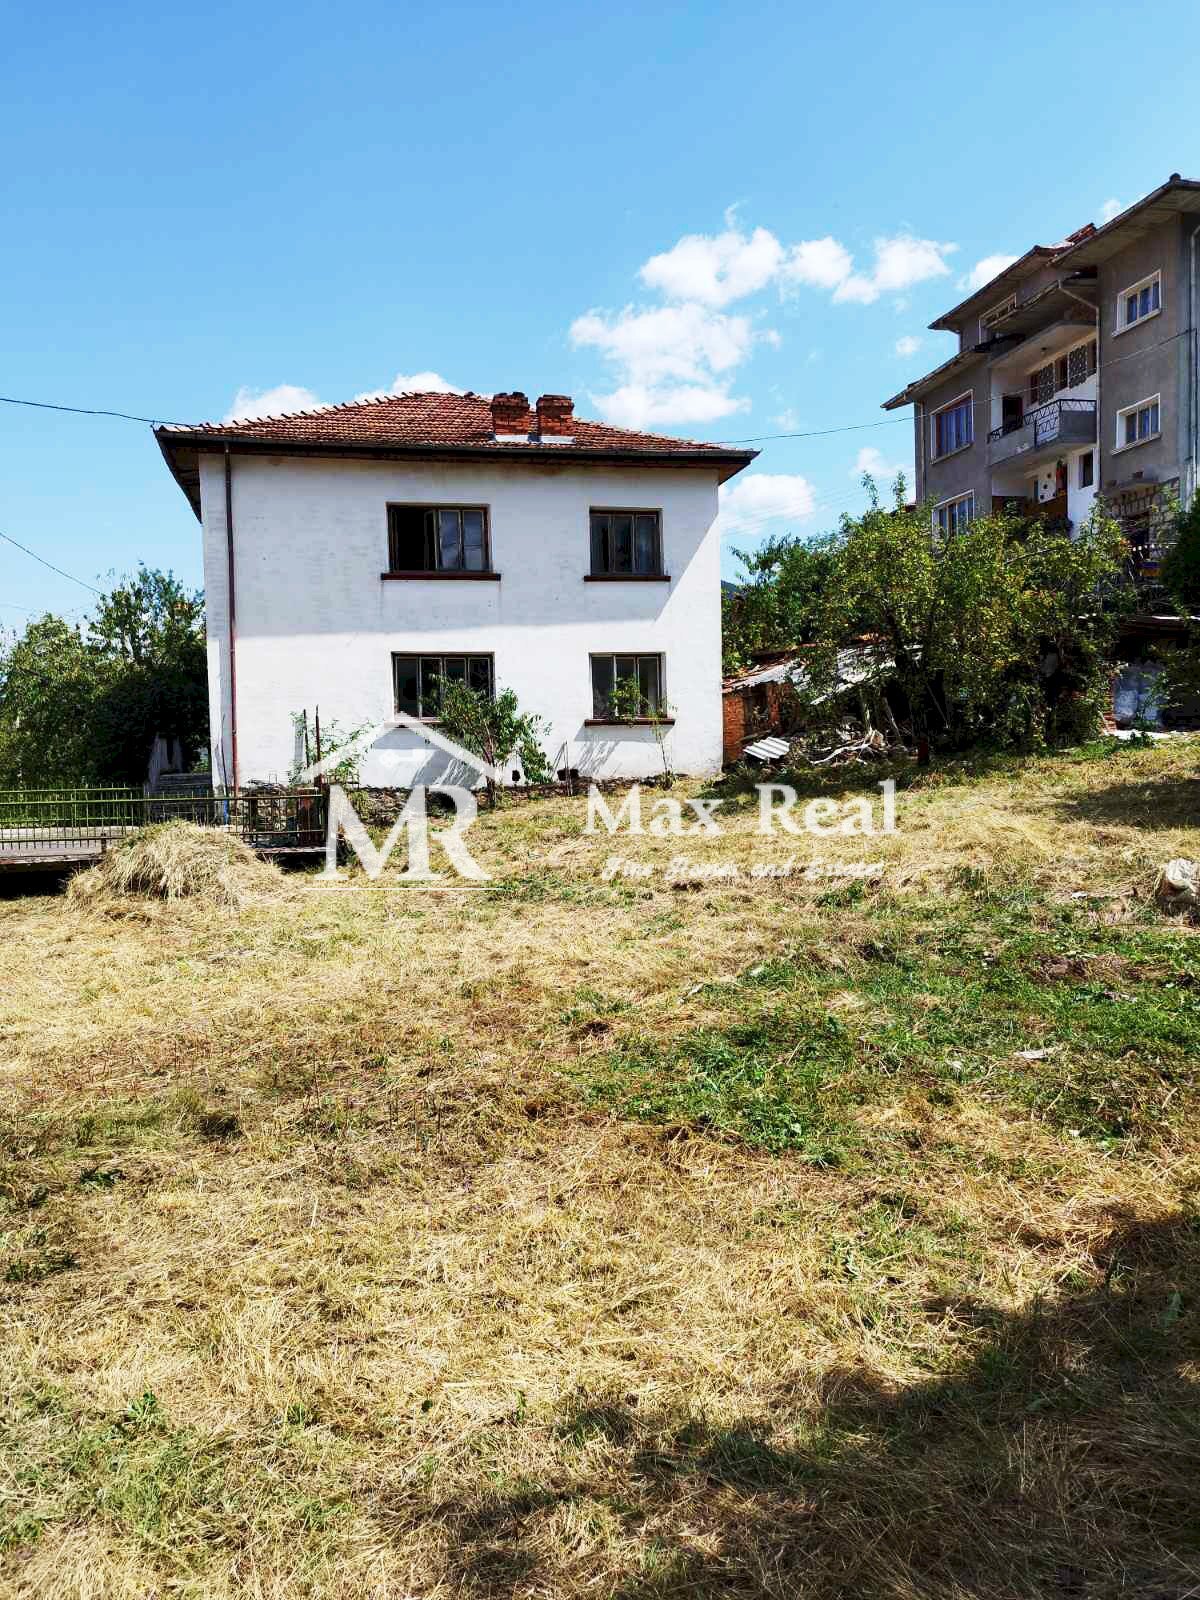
<box><xmin>535</xmin><ymin>393</ymin><xmax>575</xmax><ymax>438</ymax></box>
<box><xmin>491</xmin><ymin>391</ymin><xmax>533</xmax><ymax>437</ymax></box>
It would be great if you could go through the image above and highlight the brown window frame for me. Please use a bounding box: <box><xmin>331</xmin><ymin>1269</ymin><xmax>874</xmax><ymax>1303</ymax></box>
<box><xmin>392</xmin><ymin>652</ymin><xmax>494</xmax><ymax>720</ymax></box>
<box><xmin>586</xmin><ymin>652</ymin><xmax>671</xmax><ymax>723</ymax></box>
<box><xmin>588</xmin><ymin>509</ymin><xmax>666</xmax><ymax>578</ymax></box>
<box><xmin>385</xmin><ymin>503</ymin><xmax>493</xmax><ymax>576</ymax></box>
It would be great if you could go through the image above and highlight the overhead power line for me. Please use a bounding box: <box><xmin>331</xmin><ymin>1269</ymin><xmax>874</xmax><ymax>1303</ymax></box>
<box><xmin>0</xmin><ymin>529</ymin><xmax>103</xmax><ymax>596</ymax></box>
<box><xmin>0</xmin><ymin>393</ymin><xmax>170</xmax><ymax>425</ymax></box>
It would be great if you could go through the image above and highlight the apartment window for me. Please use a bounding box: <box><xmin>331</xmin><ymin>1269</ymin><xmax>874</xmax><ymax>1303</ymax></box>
<box><xmin>1116</xmin><ymin>396</ymin><xmax>1161</xmax><ymax>450</ymax></box>
<box><xmin>1066</xmin><ymin>339</ymin><xmax>1098</xmax><ymax>389</ymax></box>
<box><xmin>386</xmin><ymin>505</ymin><xmax>489</xmax><ymax>573</ymax></box>
<box><xmin>933</xmin><ymin>492</ymin><xmax>974</xmax><ymax>538</ymax></box>
<box><xmin>980</xmin><ymin>294</ymin><xmax>1016</xmax><ymax>337</ymax></box>
<box><xmin>590</xmin><ymin>510</ymin><xmax>663</xmax><ymax>576</ymax></box>
<box><xmin>1078</xmin><ymin>450</ymin><xmax>1095</xmax><ymax>489</ymax></box>
<box><xmin>1028</xmin><ymin>363</ymin><xmax>1055</xmax><ymax>408</ymax></box>
<box><xmin>1118</xmin><ymin>270</ymin><xmax>1161</xmax><ymax>331</ymax></box>
<box><xmin>392</xmin><ymin>653</ymin><xmax>493</xmax><ymax>719</ymax></box>
<box><xmin>931</xmin><ymin>393</ymin><xmax>973</xmax><ymax>458</ymax></box>
<box><xmin>589</xmin><ymin>654</ymin><xmax>665</xmax><ymax>720</ymax></box>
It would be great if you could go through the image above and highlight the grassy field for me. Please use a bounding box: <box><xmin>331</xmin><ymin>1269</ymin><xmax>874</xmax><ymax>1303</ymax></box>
<box><xmin>1</xmin><ymin>740</ymin><xmax>1199</xmax><ymax>1599</ymax></box>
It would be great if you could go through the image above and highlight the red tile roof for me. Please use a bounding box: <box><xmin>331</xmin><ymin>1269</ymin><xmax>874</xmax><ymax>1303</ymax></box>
<box><xmin>161</xmin><ymin>389</ymin><xmax>741</xmax><ymax>456</ymax></box>
<box><xmin>157</xmin><ymin>391</ymin><xmax>755</xmax><ymax>516</ymax></box>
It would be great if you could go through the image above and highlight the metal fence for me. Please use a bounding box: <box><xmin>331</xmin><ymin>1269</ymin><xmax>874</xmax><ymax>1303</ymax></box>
<box><xmin>0</xmin><ymin>787</ymin><xmax>328</xmax><ymax>862</ymax></box>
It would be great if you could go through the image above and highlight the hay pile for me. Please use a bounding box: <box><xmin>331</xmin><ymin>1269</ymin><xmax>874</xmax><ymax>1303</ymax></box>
<box><xmin>68</xmin><ymin>821</ymin><xmax>284</xmax><ymax>908</ymax></box>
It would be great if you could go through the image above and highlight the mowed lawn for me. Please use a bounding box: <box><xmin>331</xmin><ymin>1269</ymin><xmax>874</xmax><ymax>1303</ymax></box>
<box><xmin>1</xmin><ymin>742</ymin><xmax>1199</xmax><ymax>1599</ymax></box>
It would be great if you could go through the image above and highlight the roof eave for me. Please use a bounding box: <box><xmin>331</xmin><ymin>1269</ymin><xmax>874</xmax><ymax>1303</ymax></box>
<box><xmin>154</xmin><ymin>430</ymin><xmax>758</xmax><ymax>513</ymax></box>
<box><xmin>927</xmin><ymin>246</ymin><xmax>1059</xmax><ymax>332</ymax></box>
<box><xmin>881</xmin><ymin>346</ymin><xmax>984</xmax><ymax>411</ymax></box>
<box><xmin>1052</xmin><ymin>177</ymin><xmax>1200</xmax><ymax>267</ymax></box>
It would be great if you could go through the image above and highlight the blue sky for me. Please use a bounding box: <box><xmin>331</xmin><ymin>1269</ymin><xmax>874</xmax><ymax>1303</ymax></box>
<box><xmin>3</xmin><ymin>0</ymin><xmax>1199</xmax><ymax>627</ymax></box>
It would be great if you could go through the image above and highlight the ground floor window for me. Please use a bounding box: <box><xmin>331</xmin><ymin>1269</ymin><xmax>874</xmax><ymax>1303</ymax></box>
<box><xmin>392</xmin><ymin>653</ymin><xmax>493</xmax><ymax>719</ymax></box>
<box><xmin>1078</xmin><ymin>450</ymin><xmax>1094</xmax><ymax>489</ymax></box>
<box><xmin>933</xmin><ymin>492</ymin><xmax>974</xmax><ymax>538</ymax></box>
<box><xmin>590</xmin><ymin>654</ymin><xmax>665</xmax><ymax>719</ymax></box>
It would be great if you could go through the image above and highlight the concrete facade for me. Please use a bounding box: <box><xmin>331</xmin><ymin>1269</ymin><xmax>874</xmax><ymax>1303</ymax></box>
<box><xmin>195</xmin><ymin>450</ymin><xmax>728</xmax><ymax>787</ymax></box>
<box><xmin>887</xmin><ymin>178</ymin><xmax>1200</xmax><ymax>555</ymax></box>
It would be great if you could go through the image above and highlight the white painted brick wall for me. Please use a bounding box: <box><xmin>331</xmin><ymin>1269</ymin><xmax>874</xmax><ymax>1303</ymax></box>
<box><xmin>197</xmin><ymin>452</ymin><xmax>726</xmax><ymax>785</ymax></box>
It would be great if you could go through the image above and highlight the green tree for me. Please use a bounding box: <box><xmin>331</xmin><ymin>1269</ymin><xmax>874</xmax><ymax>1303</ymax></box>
<box><xmin>0</xmin><ymin>567</ymin><xmax>207</xmax><ymax>788</ymax></box>
<box><xmin>435</xmin><ymin>679</ymin><xmax>552</xmax><ymax>807</ymax></box>
<box><xmin>0</xmin><ymin>616</ymin><xmax>99</xmax><ymax>786</ymax></box>
<box><xmin>1155</xmin><ymin>493</ymin><xmax>1200</xmax><ymax>708</ymax></box>
<box><xmin>722</xmin><ymin>533</ymin><xmax>839</xmax><ymax>673</ymax></box>
<box><xmin>798</xmin><ymin>491</ymin><xmax>1128</xmax><ymax>751</ymax></box>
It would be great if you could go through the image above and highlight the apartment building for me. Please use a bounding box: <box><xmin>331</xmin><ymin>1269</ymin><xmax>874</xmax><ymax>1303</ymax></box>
<box><xmin>884</xmin><ymin>175</ymin><xmax>1200</xmax><ymax>573</ymax></box>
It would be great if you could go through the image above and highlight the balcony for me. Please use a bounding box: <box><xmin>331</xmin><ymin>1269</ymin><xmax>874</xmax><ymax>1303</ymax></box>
<box><xmin>987</xmin><ymin>398</ymin><xmax>1096</xmax><ymax>469</ymax></box>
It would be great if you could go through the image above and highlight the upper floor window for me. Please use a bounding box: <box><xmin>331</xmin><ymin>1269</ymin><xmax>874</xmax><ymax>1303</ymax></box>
<box><xmin>392</xmin><ymin>653</ymin><xmax>493</xmax><ymax>719</ymax></box>
<box><xmin>980</xmin><ymin>294</ymin><xmax>1016</xmax><ymax>337</ymax></box>
<box><xmin>1028</xmin><ymin>339</ymin><xmax>1097</xmax><ymax>408</ymax></box>
<box><xmin>1028</xmin><ymin>362</ymin><xmax>1056</xmax><ymax>408</ymax></box>
<box><xmin>1116</xmin><ymin>395</ymin><xmax>1161</xmax><ymax>450</ymax></box>
<box><xmin>1117</xmin><ymin>270</ymin><xmax>1161</xmax><ymax>332</ymax></box>
<box><xmin>387</xmin><ymin>504</ymin><xmax>490</xmax><ymax>573</ymax></box>
<box><xmin>931</xmin><ymin>393</ymin><xmax>973</xmax><ymax>459</ymax></box>
<box><xmin>933</xmin><ymin>492</ymin><xmax>974</xmax><ymax>539</ymax></box>
<box><xmin>1065</xmin><ymin>339</ymin><xmax>1098</xmax><ymax>389</ymax></box>
<box><xmin>590</xmin><ymin>510</ymin><xmax>662</xmax><ymax>576</ymax></box>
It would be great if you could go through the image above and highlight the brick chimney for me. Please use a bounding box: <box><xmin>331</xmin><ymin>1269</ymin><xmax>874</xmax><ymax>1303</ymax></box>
<box><xmin>490</xmin><ymin>391</ymin><xmax>533</xmax><ymax>437</ymax></box>
<box><xmin>535</xmin><ymin>393</ymin><xmax>574</xmax><ymax>438</ymax></box>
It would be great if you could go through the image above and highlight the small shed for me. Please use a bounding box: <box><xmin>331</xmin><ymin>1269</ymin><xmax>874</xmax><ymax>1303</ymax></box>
<box><xmin>721</xmin><ymin>653</ymin><xmax>805</xmax><ymax>764</ymax></box>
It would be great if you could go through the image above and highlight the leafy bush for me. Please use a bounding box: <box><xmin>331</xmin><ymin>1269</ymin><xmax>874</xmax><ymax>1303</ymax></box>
<box><xmin>436</xmin><ymin>679</ymin><xmax>552</xmax><ymax>803</ymax></box>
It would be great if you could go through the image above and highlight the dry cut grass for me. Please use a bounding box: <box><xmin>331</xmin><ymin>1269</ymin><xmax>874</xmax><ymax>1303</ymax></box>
<box><xmin>67</xmin><ymin>821</ymin><xmax>284</xmax><ymax>909</ymax></box>
<box><xmin>0</xmin><ymin>739</ymin><xmax>1198</xmax><ymax>1598</ymax></box>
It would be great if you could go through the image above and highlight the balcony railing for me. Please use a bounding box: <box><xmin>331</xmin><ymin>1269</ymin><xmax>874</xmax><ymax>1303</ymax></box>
<box><xmin>987</xmin><ymin>398</ymin><xmax>1096</xmax><ymax>467</ymax></box>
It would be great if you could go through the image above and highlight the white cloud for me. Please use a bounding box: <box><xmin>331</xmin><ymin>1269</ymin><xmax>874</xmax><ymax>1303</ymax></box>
<box><xmin>570</xmin><ymin>302</ymin><xmax>756</xmax><ymax>427</ymax></box>
<box><xmin>592</xmin><ymin>383</ymin><xmax>748</xmax><ymax>429</ymax></box>
<box><xmin>895</xmin><ymin>334</ymin><xmax>922</xmax><ymax>358</ymax></box>
<box><xmin>960</xmin><ymin>253</ymin><xmax>1019</xmax><ymax>293</ymax></box>
<box><xmin>784</xmin><ymin>236</ymin><xmax>854</xmax><ymax>291</ymax></box>
<box><xmin>772</xmin><ymin>407</ymin><xmax>801</xmax><ymax>430</ymax></box>
<box><xmin>639</xmin><ymin>225</ymin><xmax>784</xmax><ymax>307</ymax></box>
<box><xmin>854</xmin><ymin>445</ymin><xmax>910</xmax><ymax>486</ymax></box>
<box><xmin>389</xmin><ymin>370</ymin><xmax>463</xmax><ymax>394</ymax></box>
<box><xmin>831</xmin><ymin>235</ymin><xmax>956</xmax><ymax>304</ymax></box>
<box><xmin>570</xmin><ymin>214</ymin><xmax>958</xmax><ymax>429</ymax></box>
<box><xmin>1099</xmin><ymin>198</ymin><xmax>1123</xmax><ymax>224</ymax></box>
<box><xmin>224</xmin><ymin>383</ymin><xmax>323</xmax><ymax>422</ymax></box>
<box><xmin>353</xmin><ymin>370</ymin><xmax>465</xmax><ymax>403</ymax></box>
<box><xmin>718</xmin><ymin>472</ymin><xmax>816</xmax><ymax>538</ymax></box>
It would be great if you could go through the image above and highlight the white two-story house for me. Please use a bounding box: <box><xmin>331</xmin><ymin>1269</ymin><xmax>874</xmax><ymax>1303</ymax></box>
<box><xmin>156</xmin><ymin>389</ymin><xmax>754</xmax><ymax>787</ymax></box>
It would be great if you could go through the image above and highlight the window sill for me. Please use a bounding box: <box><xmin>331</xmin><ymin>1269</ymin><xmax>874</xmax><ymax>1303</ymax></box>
<box><xmin>1111</xmin><ymin>432</ymin><xmax>1161</xmax><ymax>455</ymax></box>
<box><xmin>584</xmin><ymin>573</ymin><xmax>671</xmax><ymax>582</ymax></box>
<box><xmin>381</xmin><ymin>570</ymin><xmax>501</xmax><ymax>581</ymax></box>
<box><xmin>584</xmin><ymin>717</ymin><xmax>676</xmax><ymax>727</ymax></box>
<box><xmin>1112</xmin><ymin>306</ymin><xmax>1161</xmax><ymax>338</ymax></box>
<box><xmin>929</xmin><ymin>441</ymin><xmax>973</xmax><ymax>464</ymax></box>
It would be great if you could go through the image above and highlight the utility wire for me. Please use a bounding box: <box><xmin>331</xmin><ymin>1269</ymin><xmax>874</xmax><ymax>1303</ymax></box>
<box><xmin>0</xmin><ymin>529</ymin><xmax>103</xmax><ymax>596</ymax></box>
<box><xmin>0</xmin><ymin>326</ymin><xmax>1185</xmax><ymax>449</ymax></box>
<box><xmin>0</xmin><ymin>393</ymin><xmax>170</xmax><ymax>426</ymax></box>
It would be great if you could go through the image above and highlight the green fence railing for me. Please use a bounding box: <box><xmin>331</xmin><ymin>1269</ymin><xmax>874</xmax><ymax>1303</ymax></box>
<box><xmin>0</xmin><ymin>788</ymin><xmax>328</xmax><ymax>858</ymax></box>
